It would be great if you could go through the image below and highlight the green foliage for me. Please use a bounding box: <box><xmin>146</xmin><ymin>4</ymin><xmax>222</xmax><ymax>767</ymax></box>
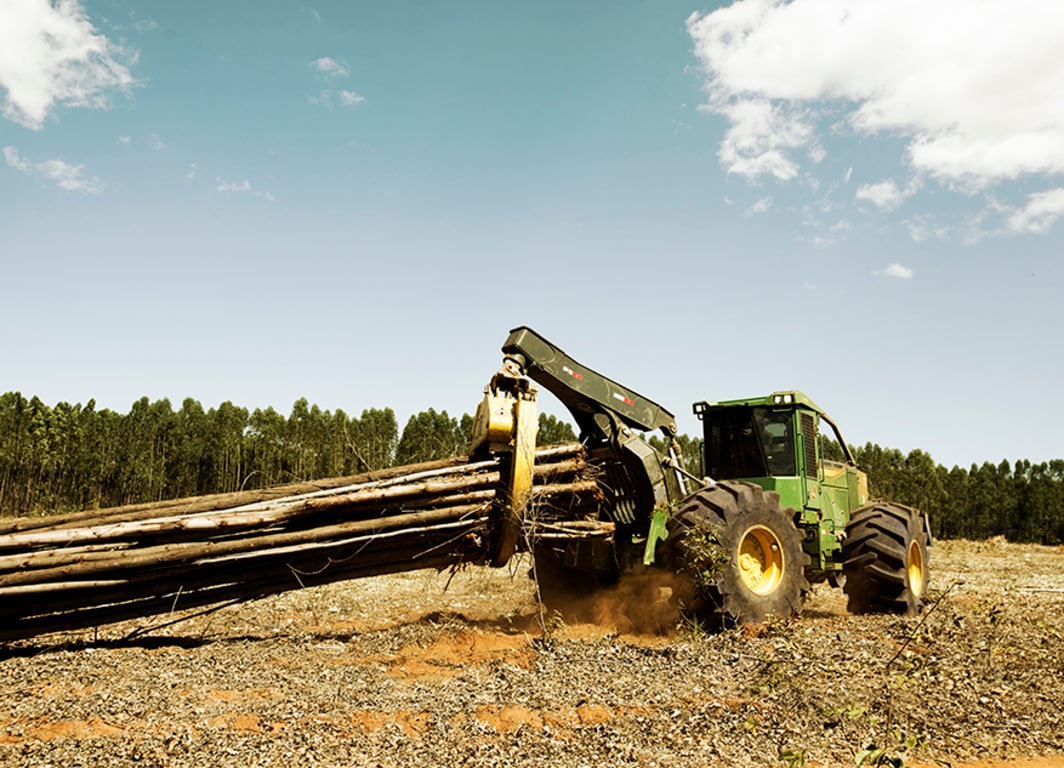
<box><xmin>395</xmin><ymin>408</ymin><xmax>468</xmax><ymax>465</ymax></box>
<box><xmin>779</xmin><ymin>748</ymin><xmax>807</xmax><ymax>768</ymax></box>
<box><xmin>2</xmin><ymin>389</ymin><xmax>1062</xmax><ymax>545</ymax></box>
<box><xmin>819</xmin><ymin>433</ymin><xmax>846</xmax><ymax>462</ymax></box>
<box><xmin>675</xmin><ymin>433</ymin><xmax>705</xmax><ymax>479</ymax></box>
<box><xmin>854</xmin><ymin>746</ymin><xmax>906</xmax><ymax>767</ymax></box>
<box><xmin>855</xmin><ymin>734</ymin><xmax>923</xmax><ymax>768</ymax></box>
<box><xmin>537</xmin><ymin>413</ymin><xmax>577</xmax><ymax>445</ymax></box>
<box><xmin>676</xmin><ymin>607</ymin><xmax>710</xmax><ymax>643</ymax></box>
<box><xmin>647</xmin><ymin>433</ymin><xmax>705</xmax><ymax>478</ymax></box>
<box><xmin>851</xmin><ymin>441</ymin><xmax>1064</xmax><ymax>543</ymax></box>
<box><xmin>349</xmin><ymin>408</ymin><xmax>399</xmax><ymax>472</ymax></box>
<box><xmin>0</xmin><ymin>392</ymin><xmax>404</xmax><ymax>515</ymax></box>
<box><xmin>680</xmin><ymin>524</ymin><xmax>728</xmax><ymax>598</ymax></box>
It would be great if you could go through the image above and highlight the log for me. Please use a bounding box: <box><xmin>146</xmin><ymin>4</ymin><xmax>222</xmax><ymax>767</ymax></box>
<box><xmin>0</xmin><ymin>465</ymin><xmax>501</xmax><ymax>551</ymax></box>
<box><xmin>0</xmin><ymin>444</ymin><xmax>587</xmax><ymax>534</ymax></box>
<box><xmin>0</xmin><ymin>543</ymin><xmax>483</xmax><ymax>642</ymax></box>
<box><xmin>0</xmin><ymin>443</ymin><xmax>602</xmax><ymax>642</ymax></box>
<box><xmin>0</xmin><ymin>455</ymin><xmax>477</xmax><ymax>534</ymax></box>
<box><xmin>0</xmin><ymin>547</ymin><xmax>476</xmax><ymax>643</ymax></box>
<box><xmin>0</xmin><ymin>479</ymin><xmax>599</xmax><ymax>583</ymax></box>
<box><xmin>0</xmin><ymin>446</ymin><xmax>587</xmax><ymax>552</ymax></box>
<box><xmin>0</xmin><ymin>502</ymin><xmax>492</xmax><ymax>589</ymax></box>
<box><xmin>0</xmin><ymin>518</ymin><xmax>492</xmax><ymax>621</ymax></box>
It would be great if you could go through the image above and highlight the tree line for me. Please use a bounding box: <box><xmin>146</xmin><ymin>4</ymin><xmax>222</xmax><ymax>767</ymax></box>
<box><xmin>1</xmin><ymin>392</ymin><xmax>1060</xmax><ymax>544</ymax></box>
<box><xmin>849</xmin><ymin>444</ymin><xmax>1064</xmax><ymax>545</ymax></box>
<box><xmin>0</xmin><ymin>392</ymin><xmax>575</xmax><ymax>516</ymax></box>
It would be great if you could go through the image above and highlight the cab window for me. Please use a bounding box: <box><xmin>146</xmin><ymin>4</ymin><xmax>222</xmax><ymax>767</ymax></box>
<box><xmin>753</xmin><ymin>408</ymin><xmax>796</xmax><ymax>476</ymax></box>
<box><xmin>704</xmin><ymin>407</ymin><xmax>767</xmax><ymax>479</ymax></box>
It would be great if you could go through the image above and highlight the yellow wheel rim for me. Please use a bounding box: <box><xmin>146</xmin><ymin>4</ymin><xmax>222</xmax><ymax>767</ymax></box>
<box><xmin>737</xmin><ymin>526</ymin><xmax>785</xmax><ymax>596</ymax></box>
<box><xmin>908</xmin><ymin>540</ymin><xmax>926</xmax><ymax>598</ymax></box>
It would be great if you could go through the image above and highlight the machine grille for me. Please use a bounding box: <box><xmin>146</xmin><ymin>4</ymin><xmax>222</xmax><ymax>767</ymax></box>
<box><xmin>601</xmin><ymin>462</ymin><xmax>638</xmax><ymax>526</ymax></box>
<box><xmin>802</xmin><ymin>413</ymin><xmax>818</xmax><ymax>478</ymax></box>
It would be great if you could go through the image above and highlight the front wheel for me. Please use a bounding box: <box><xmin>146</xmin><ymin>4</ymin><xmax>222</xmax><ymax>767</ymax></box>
<box><xmin>842</xmin><ymin>503</ymin><xmax>930</xmax><ymax>615</ymax></box>
<box><xmin>664</xmin><ymin>482</ymin><xmax>809</xmax><ymax>624</ymax></box>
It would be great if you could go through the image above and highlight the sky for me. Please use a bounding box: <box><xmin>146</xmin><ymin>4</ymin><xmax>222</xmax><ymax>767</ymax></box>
<box><xmin>1</xmin><ymin>0</ymin><xmax>1062</xmax><ymax>471</ymax></box>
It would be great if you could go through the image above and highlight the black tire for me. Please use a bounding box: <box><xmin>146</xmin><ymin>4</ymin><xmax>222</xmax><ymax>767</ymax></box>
<box><xmin>664</xmin><ymin>482</ymin><xmax>809</xmax><ymax>624</ymax></box>
<box><xmin>842</xmin><ymin>503</ymin><xmax>929</xmax><ymax>615</ymax></box>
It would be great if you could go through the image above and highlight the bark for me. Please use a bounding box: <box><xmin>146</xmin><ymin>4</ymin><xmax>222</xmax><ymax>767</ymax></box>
<box><xmin>0</xmin><ymin>443</ymin><xmax>601</xmax><ymax>641</ymax></box>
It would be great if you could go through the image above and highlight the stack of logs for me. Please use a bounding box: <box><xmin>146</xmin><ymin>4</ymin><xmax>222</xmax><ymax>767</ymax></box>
<box><xmin>0</xmin><ymin>443</ymin><xmax>599</xmax><ymax>642</ymax></box>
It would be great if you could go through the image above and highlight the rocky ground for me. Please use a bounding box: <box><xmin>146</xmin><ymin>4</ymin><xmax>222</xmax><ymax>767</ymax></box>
<box><xmin>0</xmin><ymin>537</ymin><xmax>1062</xmax><ymax>767</ymax></box>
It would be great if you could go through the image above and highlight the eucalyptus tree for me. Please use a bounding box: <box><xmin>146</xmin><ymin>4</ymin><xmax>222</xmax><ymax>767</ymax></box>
<box><xmin>395</xmin><ymin>409</ymin><xmax>467</xmax><ymax>465</ymax></box>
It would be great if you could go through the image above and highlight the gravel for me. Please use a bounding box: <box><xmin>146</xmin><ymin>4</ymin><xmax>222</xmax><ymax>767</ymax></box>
<box><xmin>1</xmin><ymin>539</ymin><xmax>1062</xmax><ymax>767</ymax></box>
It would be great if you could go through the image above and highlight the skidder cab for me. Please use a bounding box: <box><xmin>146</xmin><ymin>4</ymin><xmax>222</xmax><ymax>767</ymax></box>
<box><xmin>694</xmin><ymin>391</ymin><xmax>869</xmax><ymax>582</ymax></box>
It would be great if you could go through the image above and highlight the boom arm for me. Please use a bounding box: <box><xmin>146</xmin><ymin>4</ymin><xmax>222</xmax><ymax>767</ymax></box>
<box><xmin>500</xmin><ymin>326</ymin><xmax>686</xmax><ymax>519</ymax></box>
<box><xmin>501</xmin><ymin>326</ymin><xmax>679</xmax><ymax>442</ymax></box>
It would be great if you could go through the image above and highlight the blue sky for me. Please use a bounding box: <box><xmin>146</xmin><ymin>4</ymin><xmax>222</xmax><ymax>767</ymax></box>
<box><xmin>2</xmin><ymin>0</ymin><xmax>1062</xmax><ymax>470</ymax></box>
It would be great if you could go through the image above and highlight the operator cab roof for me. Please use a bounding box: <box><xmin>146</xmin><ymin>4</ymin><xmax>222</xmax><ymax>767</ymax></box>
<box><xmin>692</xmin><ymin>391</ymin><xmax>825</xmax><ymax>417</ymax></box>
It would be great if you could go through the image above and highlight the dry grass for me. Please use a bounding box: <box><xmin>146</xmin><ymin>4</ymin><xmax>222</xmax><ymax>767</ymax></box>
<box><xmin>1</xmin><ymin>539</ymin><xmax>1062</xmax><ymax>767</ymax></box>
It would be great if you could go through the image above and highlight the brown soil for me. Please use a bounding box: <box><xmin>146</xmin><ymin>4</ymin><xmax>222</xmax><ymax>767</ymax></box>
<box><xmin>0</xmin><ymin>538</ymin><xmax>1061</xmax><ymax>767</ymax></box>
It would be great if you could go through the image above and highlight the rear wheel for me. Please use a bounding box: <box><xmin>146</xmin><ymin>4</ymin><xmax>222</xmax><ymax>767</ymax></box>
<box><xmin>664</xmin><ymin>482</ymin><xmax>809</xmax><ymax>624</ymax></box>
<box><xmin>842</xmin><ymin>503</ymin><xmax>930</xmax><ymax>615</ymax></box>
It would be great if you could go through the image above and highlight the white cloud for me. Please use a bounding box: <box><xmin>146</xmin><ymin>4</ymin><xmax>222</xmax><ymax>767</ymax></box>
<box><xmin>4</xmin><ymin>144</ymin><xmax>101</xmax><ymax>191</ymax></box>
<box><xmin>117</xmin><ymin>135</ymin><xmax>131</xmax><ymax>144</ymax></box>
<box><xmin>687</xmin><ymin>0</ymin><xmax>1064</xmax><ymax>224</ymax></box>
<box><xmin>308</xmin><ymin>56</ymin><xmax>366</xmax><ymax>109</ymax></box>
<box><xmin>4</xmin><ymin>145</ymin><xmax>102</xmax><ymax>192</ymax></box>
<box><xmin>1006</xmin><ymin>188</ymin><xmax>1064</xmax><ymax>235</ymax></box>
<box><xmin>855</xmin><ymin>180</ymin><xmax>903</xmax><ymax>210</ymax></box>
<box><xmin>712</xmin><ymin>98</ymin><xmax>810</xmax><ymax>181</ymax></box>
<box><xmin>216</xmin><ymin>178</ymin><xmax>251</xmax><ymax>193</ymax></box>
<box><xmin>746</xmin><ymin>196</ymin><xmax>773</xmax><ymax>215</ymax></box>
<box><xmin>215</xmin><ymin>177</ymin><xmax>275</xmax><ymax>202</ymax></box>
<box><xmin>879</xmin><ymin>263</ymin><xmax>914</xmax><ymax>279</ymax></box>
<box><xmin>0</xmin><ymin>0</ymin><xmax>134</xmax><ymax>129</ymax></box>
<box><xmin>855</xmin><ymin>178</ymin><xmax>921</xmax><ymax>211</ymax></box>
<box><xmin>311</xmin><ymin>57</ymin><xmax>350</xmax><ymax>79</ymax></box>
<box><xmin>2</xmin><ymin>145</ymin><xmax>30</xmax><ymax>172</ymax></box>
<box><xmin>902</xmin><ymin>215</ymin><xmax>950</xmax><ymax>243</ymax></box>
<box><xmin>38</xmin><ymin>157</ymin><xmax>101</xmax><ymax>192</ymax></box>
<box><xmin>310</xmin><ymin>89</ymin><xmax>367</xmax><ymax>110</ymax></box>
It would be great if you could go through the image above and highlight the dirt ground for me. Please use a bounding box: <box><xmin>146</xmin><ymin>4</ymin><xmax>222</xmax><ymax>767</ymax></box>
<box><xmin>0</xmin><ymin>537</ymin><xmax>1061</xmax><ymax>767</ymax></box>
